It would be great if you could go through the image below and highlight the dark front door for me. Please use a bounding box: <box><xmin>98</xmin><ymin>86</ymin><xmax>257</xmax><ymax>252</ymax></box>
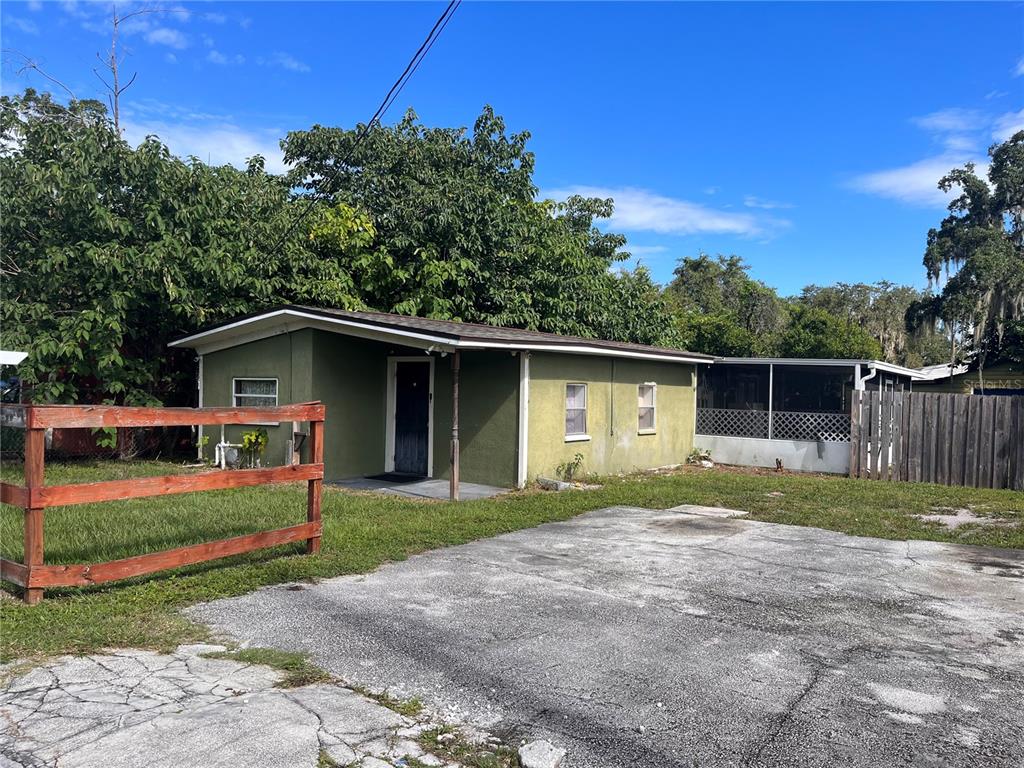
<box><xmin>394</xmin><ymin>361</ymin><xmax>430</xmax><ymax>476</ymax></box>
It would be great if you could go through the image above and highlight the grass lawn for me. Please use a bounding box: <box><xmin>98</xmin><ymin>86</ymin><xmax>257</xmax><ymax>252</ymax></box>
<box><xmin>1</xmin><ymin>460</ymin><xmax>1022</xmax><ymax>660</ymax></box>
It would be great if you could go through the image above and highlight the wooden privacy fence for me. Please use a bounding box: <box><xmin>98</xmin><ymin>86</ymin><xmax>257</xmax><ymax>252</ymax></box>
<box><xmin>0</xmin><ymin>402</ymin><xmax>325</xmax><ymax>604</ymax></box>
<box><xmin>850</xmin><ymin>391</ymin><xmax>1023</xmax><ymax>490</ymax></box>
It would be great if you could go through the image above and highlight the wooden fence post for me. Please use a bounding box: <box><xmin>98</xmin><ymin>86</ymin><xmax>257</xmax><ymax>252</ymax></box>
<box><xmin>306</xmin><ymin>418</ymin><xmax>323</xmax><ymax>555</ymax></box>
<box><xmin>23</xmin><ymin>427</ymin><xmax>45</xmax><ymax>605</ymax></box>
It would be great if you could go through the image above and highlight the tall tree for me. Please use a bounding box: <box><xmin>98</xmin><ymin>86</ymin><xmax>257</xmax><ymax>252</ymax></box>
<box><xmin>798</xmin><ymin>280</ymin><xmax>943</xmax><ymax>365</ymax></box>
<box><xmin>777</xmin><ymin>306</ymin><xmax>883</xmax><ymax>359</ymax></box>
<box><xmin>922</xmin><ymin>131</ymin><xmax>1024</xmax><ymax>374</ymax></box>
<box><xmin>288</xmin><ymin>106</ymin><xmax>679</xmax><ymax>344</ymax></box>
<box><xmin>665</xmin><ymin>253</ymin><xmax>787</xmax><ymax>355</ymax></box>
<box><xmin>0</xmin><ymin>90</ymin><xmax>357</xmax><ymax>404</ymax></box>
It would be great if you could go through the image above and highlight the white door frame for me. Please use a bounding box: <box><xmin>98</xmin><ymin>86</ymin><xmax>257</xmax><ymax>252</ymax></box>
<box><xmin>385</xmin><ymin>356</ymin><xmax>435</xmax><ymax>476</ymax></box>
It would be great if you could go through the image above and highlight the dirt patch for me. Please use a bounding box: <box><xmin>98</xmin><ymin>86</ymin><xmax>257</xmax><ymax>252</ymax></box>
<box><xmin>914</xmin><ymin>507</ymin><xmax>1018</xmax><ymax>530</ymax></box>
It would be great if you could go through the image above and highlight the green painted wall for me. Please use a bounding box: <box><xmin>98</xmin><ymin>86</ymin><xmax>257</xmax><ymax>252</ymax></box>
<box><xmin>200</xmin><ymin>330</ymin><xmax>309</xmax><ymax>467</ymax></box>
<box><xmin>310</xmin><ymin>331</ymin><xmax>388</xmax><ymax>480</ymax></box>
<box><xmin>914</xmin><ymin>362</ymin><xmax>1024</xmax><ymax>394</ymax></box>
<box><xmin>526</xmin><ymin>352</ymin><xmax>696</xmax><ymax>480</ymax></box>
<box><xmin>201</xmin><ymin>332</ymin><xmax>519</xmax><ymax>486</ymax></box>
<box><xmin>429</xmin><ymin>351</ymin><xmax>519</xmax><ymax>488</ymax></box>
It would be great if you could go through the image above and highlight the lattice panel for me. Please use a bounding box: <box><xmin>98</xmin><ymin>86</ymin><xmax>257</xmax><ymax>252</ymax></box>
<box><xmin>771</xmin><ymin>411</ymin><xmax>851</xmax><ymax>442</ymax></box>
<box><xmin>696</xmin><ymin>408</ymin><xmax>769</xmax><ymax>439</ymax></box>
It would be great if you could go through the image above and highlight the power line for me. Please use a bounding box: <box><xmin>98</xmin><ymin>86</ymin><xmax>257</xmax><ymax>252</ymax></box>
<box><xmin>267</xmin><ymin>0</ymin><xmax>461</xmax><ymax>255</ymax></box>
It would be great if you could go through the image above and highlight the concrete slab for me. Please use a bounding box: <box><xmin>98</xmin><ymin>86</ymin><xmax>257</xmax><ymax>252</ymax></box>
<box><xmin>191</xmin><ymin>507</ymin><xmax>1024</xmax><ymax>768</ymax></box>
<box><xmin>0</xmin><ymin>646</ymin><xmax>470</xmax><ymax>768</ymax></box>
<box><xmin>334</xmin><ymin>477</ymin><xmax>508</xmax><ymax>501</ymax></box>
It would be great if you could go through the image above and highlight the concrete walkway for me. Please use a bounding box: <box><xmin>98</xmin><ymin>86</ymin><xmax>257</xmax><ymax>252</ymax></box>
<box><xmin>334</xmin><ymin>477</ymin><xmax>508</xmax><ymax>501</ymax></box>
<box><xmin>191</xmin><ymin>506</ymin><xmax>1024</xmax><ymax>768</ymax></box>
<box><xmin>0</xmin><ymin>644</ymin><xmax>462</xmax><ymax>768</ymax></box>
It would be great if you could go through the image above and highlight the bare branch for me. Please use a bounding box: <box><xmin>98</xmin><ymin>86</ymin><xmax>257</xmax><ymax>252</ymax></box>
<box><xmin>117</xmin><ymin>6</ymin><xmax>179</xmax><ymax>23</ymax></box>
<box><xmin>2</xmin><ymin>49</ymin><xmax>77</xmax><ymax>100</ymax></box>
<box><xmin>119</xmin><ymin>71</ymin><xmax>138</xmax><ymax>95</ymax></box>
<box><xmin>92</xmin><ymin>68</ymin><xmax>113</xmax><ymax>93</ymax></box>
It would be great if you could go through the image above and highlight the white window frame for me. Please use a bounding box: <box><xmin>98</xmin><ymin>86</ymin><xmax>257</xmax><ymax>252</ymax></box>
<box><xmin>638</xmin><ymin>382</ymin><xmax>657</xmax><ymax>435</ymax></box>
<box><xmin>231</xmin><ymin>377</ymin><xmax>280</xmax><ymax>426</ymax></box>
<box><xmin>565</xmin><ymin>382</ymin><xmax>590</xmax><ymax>442</ymax></box>
<box><xmin>232</xmin><ymin>377</ymin><xmax>279</xmax><ymax>407</ymax></box>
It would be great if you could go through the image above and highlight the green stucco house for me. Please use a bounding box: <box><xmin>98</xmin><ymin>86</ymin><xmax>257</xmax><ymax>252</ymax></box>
<box><xmin>170</xmin><ymin>306</ymin><xmax>712</xmax><ymax>488</ymax></box>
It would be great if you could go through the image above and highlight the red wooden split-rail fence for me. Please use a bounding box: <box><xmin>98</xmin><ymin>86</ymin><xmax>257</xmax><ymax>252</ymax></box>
<box><xmin>0</xmin><ymin>402</ymin><xmax>325</xmax><ymax>604</ymax></box>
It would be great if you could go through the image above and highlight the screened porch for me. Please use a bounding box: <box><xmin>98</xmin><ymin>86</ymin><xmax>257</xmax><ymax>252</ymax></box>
<box><xmin>696</xmin><ymin>363</ymin><xmax>858</xmax><ymax>443</ymax></box>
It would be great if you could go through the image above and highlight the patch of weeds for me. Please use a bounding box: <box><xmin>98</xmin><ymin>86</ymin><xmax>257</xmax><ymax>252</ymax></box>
<box><xmin>316</xmin><ymin>749</ymin><xmax>341</xmax><ymax>768</ymax></box>
<box><xmin>349</xmin><ymin>684</ymin><xmax>425</xmax><ymax>718</ymax></box>
<box><xmin>202</xmin><ymin>647</ymin><xmax>331</xmax><ymax>688</ymax></box>
<box><xmin>418</xmin><ymin>725</ymin><xmax>520</xmax><ymax>768</ymax></box>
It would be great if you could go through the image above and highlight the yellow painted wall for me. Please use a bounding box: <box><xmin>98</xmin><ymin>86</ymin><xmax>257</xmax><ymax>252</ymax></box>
<box><xmin>526</xmin><ymin>352</ymin><xmax>696</xmax><ymax>480</ymax></box>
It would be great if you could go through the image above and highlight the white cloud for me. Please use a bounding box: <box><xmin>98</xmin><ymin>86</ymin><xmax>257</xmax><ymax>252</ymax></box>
<box><xmin>847</xmin><ymin>154</ymin><xmax>988</xmax><ymax>207</ymax></box>
<box><xmin>207</xmin><ymin>50</ymin><xmax>244</xmax><ymax>66</ymax></box>
<box><xmin>6</xmin><ymin>16</ymin><xmax>40</xmax><ymax>34</ymax></box>
<box><xmin>545</xmin><ymin>185</ymin><xmax>789</xmax><ymax>238</ymax></box>
<box><xmin>621</xmin><ymin>245</ymin><xmax>668</xmax><ymax>257</ymax></box>
<box><xmin>145</xmin><ymin>27</ymin><xmax>188</xmax><ymax>49</ymax></box>
<box><xmin>265</xmin><ymin>51</ymin><xmax>310</xmax><ymax>73</ymax></box>
<box><xmin>164</xmin><ymin>53</ymin><xmax>178</xmax><ymax>65</ymax></box>
<box><xmin>911</xmin><ymin>108</ymin><xmax>986</xmax><ymax>134</ymax></box>
<box><xmin>743</xmin><ymin>195</ymin><xmax>794</xmax><ymax>210</ymax></box>
<box><xmin>203</xmin><ymin>12</ymin><xmax>227</xmax><ymax>24</ymax></box>
<box><xmin>993</xmin><ymin>109</ymin><xmax>1024</xmax><ymax>142</ymax></box>
<box><xmin>1013</xmin><ymin>57</ymin><xmax>1024</xmax><ymax>77</ymax></box>
<box><xmin>848</xmin><ymin>104</ymin><xmax>1017</xmax><ymax>207</ymax></box>
<box><xmin>27</xmin><ymin>0</ymin><xmax>42</xmax><ymax>10</ymax></box>
<box><xmin>122</xmin><ymin>118</ymin><xmax>287</xmax><ymax>174</ymax></box>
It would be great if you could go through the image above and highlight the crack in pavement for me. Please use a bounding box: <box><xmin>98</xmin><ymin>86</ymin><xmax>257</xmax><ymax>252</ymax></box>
<box><xmin>0</xmin><ymin>645</ymin><xmax>486</xmax><ymax>768</ymax></box>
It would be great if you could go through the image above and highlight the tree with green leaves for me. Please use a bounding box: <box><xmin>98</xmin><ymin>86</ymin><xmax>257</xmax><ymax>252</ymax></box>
<box><xmin>798</xmin><ymin>280</ymin><xmax>945</xmax><ymax>365</ymax></box>
<box><xmin>0</xmin><ymin>89</ymin><xmax>358</xmax><ymax>405</ymax></box>
<box><xmin>665</xmin><ymin>253</ymin><xmax>787</xmax><ymax>356</ymax></box>
<box><xmin>777</xmin><ymin>305</ymin><xmax>883</xmax><ymax>359</ymax></box>
<box><xmin>921</xmin><ymin>131</ymin><xmax>1024</xmax><ymax>377</ymax></box>
<box><xmin>2</xmin><ymin>92</ymin><xmax>683</xmax><ymax>406</ymax></box>
<box><xmin>289</xmin><ymin>106</ymin><xmax>679</xmax><ymax>344</ymax></box>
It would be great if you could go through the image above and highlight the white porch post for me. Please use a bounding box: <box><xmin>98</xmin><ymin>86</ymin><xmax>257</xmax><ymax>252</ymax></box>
<box><xmin>516</xmin><ymin>352</ymin><xmax>530</xmax><ymax>488</ymax></box>
<box><xmin>449</xmin><ymin>351</ymin><xmax>460</xmax><ymax>502</ymax></box>
<box><xmin>767</xmin><ymin>363</ymin><xmax>774</xmax><ymax>440</ymax></box>
<box><xmin>196</xmin><ymin>354</ymin><xmax>204</xmax><ymax>460</ymax></box>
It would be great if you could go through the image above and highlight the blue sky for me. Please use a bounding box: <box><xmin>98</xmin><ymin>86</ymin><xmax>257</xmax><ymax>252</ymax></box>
<box><xmin>2</xmin><ymin>1</ymin><xmax>1022</xmax><ymax>295</ymax></box>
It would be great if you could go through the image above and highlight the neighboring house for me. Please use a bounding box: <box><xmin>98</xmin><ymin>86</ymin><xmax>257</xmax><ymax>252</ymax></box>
<box><xmin>913</xmin><ymin>360</ymin><xmax>1024</xmax><ymax>396</ymax></box>
<box><xmin>694</xmin><ymin>357</ymin><xmax>923</xmax><ymax>474</ymax></box>
<box><xmin>169</xmin><ymin>306</ymin><xmax>712</xmax><ymax>487</ymax></box>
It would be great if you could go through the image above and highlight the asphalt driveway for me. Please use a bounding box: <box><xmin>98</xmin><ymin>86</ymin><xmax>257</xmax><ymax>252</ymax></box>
<box><xmin>191</xmin><ymin>505</ymin><xmax>1024</xmax><ymax>768</ymax></box>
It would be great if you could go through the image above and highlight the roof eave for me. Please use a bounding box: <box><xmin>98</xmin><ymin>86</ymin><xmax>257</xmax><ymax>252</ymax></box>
<box><xmin>169</xmin><ymin>308</ymin><xmax>710</xmax><ymax>363</ymax></box>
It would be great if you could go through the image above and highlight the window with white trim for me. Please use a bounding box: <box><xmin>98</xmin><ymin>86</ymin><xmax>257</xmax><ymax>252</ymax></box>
<box><xmin>565</xmin><ymin>383</ymin><xmax>588</xmax><ymax>437</ymax></box>
<box><xmin>233</xmin><ymin>378</ymin><xmax>278</xmax><ymax>407</ymax></box>
<box><xmin>638</xmin><ymin>383</ymin><xmax>656</xmax><ymax>433</ymax></box>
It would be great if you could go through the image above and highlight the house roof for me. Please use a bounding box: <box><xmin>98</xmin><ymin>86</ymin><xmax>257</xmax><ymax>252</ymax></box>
<box><xmin>708</xmin><ymin>356</ymin><xmax>927</xmax><ymax>380</ymax></box>
<box><xmin>0</xmin><ymin>351</ymin><xmax>28</xmax><ymax>366</ymax></box>
<box><xmin>169</xmin><ymin>305</ymin><xmax>714</xmax><ymax>364</ymax></box>
<box><xmin>913</xmin><ymin>362</ymin><xmax>970</xmax><ymax>381</ymax></box>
